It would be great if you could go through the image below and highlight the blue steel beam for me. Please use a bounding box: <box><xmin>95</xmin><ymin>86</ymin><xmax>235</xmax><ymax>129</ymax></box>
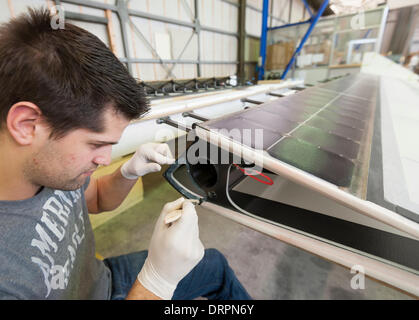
<box><xmin>258</xmin><ymin>0</ymin><xmax>270</xmax><ymax>80</ymax></box>
<box><xmin>281</xmin><ymin>0</ymin><xmax>330</xmax><ymax>79</ymax></box>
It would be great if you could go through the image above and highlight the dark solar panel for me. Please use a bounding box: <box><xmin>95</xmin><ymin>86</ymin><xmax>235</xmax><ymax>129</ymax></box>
<box><xmin>291</xmin><ymin>125</ymin><xmax>360</xmax><ymax>160</ymax></box>
<box><xmin>203</xmin><ymin>74</ymin><xmax>379</xmax><ymax>188</ymax></box>
<box><xmin>307</xmin><ymin>116</ymin><xmax>363</xmax><ymax>142</ymax></box>
<box><xmin>268</xmin><ymin>137</ymin><xmax>355</xmax><ymax>187</ymax></box>
<box><xmin>318</xmin><ymin>109</ymin><xmax>366</xmax><ymax>130</ymax></box>
<box><xmin>207</xmin><ymin>115</ymin><xmax>282</xmax><ymax>149</ymax></box>
<box><xmin>264</xmin><ymin>102</ymin><xmax>320</xmax><ymax>116</ymax></box>
<box><xmin>258</xmin><ymin>106</ymin><xmax>311</xmax><ymax>123</ymax></box>
<box><xmin>240</xmin><ymin>111</ymin><xmax>298</xmax><ymax>134</ymax></box>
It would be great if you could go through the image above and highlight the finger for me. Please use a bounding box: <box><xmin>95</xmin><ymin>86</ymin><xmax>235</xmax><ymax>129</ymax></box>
<box><xmin>143</xmin><ymin>163</ymin><xmax>161</xmax><ymax>173</ymax></box>
<box><xmin>170</xmin><ymin>200</ymin><xmax>199</xmax><ymax>234</ymax></box>
<box><xmin>164</xmin><ymin>209</ymin><xmax>183</xmax><ymax>225</ymax></box>
<box><xmin>180</xmin><ymin>200</ymin><xmax>198</xmax><ymax>224</ymax></box>
<box><xmin>149</xmin><ymin>151</ymin><xmax>175</xmax><ymax>165</ymax></box>
<box><xmin>155</xmin><ymin>144</ymin><xmax>175</xmax><ymax>164</ymax></box>
<box><xmin>162</xmin><ymin>197</ymin><xmax>185</xmax><ymax>214</ymax></box>
<box><xmin>157</xmin><ymin>144</ymin><xmax>175</xmax><ymax>160</ymax></box>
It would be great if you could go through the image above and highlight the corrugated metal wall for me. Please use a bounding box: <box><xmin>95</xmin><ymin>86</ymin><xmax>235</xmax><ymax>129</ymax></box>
<box><xmin>0</xmin><ymin>0</ymin><xmax>308</xmax><ymax>81</ymax></box>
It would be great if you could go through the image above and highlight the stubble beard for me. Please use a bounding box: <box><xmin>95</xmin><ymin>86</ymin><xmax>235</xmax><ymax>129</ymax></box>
<box><xmin>23</xmin><ymin>151</ymin><xmax>88</xmax><ymax>192</ymax></box>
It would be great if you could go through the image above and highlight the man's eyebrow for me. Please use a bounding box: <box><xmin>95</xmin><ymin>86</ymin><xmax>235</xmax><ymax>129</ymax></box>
<box><xmin>90</xmin><ymin>140</ymin><xmax>119</xmax><ymax>145</ymax></box>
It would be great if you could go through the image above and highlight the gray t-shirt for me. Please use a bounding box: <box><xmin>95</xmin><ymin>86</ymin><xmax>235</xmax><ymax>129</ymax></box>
<box><xmin>0</xmin><ymin>178</ymin><xmax>111</xmax><ymax>299</ymax></box>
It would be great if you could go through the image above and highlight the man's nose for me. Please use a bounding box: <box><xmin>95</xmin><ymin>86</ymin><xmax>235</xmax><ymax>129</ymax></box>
<box><xmin>93</xmin><ymin>146</ymin><xmax>112</xmax><ymax>166</ymax></box>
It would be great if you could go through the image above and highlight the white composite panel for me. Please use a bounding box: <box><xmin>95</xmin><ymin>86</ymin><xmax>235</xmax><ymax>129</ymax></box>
<box><xmin>381</xmin><ymin>77</ymin><xmax>419</xmax><ymax>212</ymax></box>
<box><xmin>361</xmin><ymin>52</ymin><xmax>419</xmax><ymax>213</ymax></box>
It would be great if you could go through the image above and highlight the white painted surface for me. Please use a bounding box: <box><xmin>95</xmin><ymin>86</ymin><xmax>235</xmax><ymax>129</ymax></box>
<box><xmin>361</xmin><ymin>52</ymin><xmax>419</xmax><ymax>82</ymax></box>
<box><xmin>155</xmin><ymin>32</ymin><xmax>172</xmax><ymax>60</ymax></box>
<box><xmin>361</xmin><ymin>52</ymin><xmax>419</xmax><ymax>213</ymax></box>
<box><xmin>381</xmin><ymin>77</ymin><xmax>419</xmax><ymax>210</ymax></box>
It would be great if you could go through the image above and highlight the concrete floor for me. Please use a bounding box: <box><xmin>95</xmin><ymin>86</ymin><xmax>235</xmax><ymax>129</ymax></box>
<box><xmin>92</xmin><ymin>167</ymin><xmax>413</xmax><ymax>300</ymax></box>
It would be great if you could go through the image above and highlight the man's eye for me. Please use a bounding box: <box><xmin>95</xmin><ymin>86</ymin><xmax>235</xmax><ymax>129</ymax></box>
<box><xmin>90</xmin><ymin>144</ymin><xmax>103</xmax><ymax>149</ymax></box>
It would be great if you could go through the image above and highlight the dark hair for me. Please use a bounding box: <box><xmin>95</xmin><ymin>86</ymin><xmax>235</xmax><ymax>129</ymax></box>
<box><xmin>0</xmin><ymin>8</ymin><xmax>149</xmax><ymax>139</ymax></box>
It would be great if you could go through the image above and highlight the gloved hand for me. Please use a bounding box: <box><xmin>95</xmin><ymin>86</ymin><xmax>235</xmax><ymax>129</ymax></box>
<box><xmin>137</xmin><ymin>197</ymin><xmax>205</xmax><ymax>300</ymax></box>
<box><xmin>121</xmin><ymin>143</ymin><xmax>175</xmax><ymax>180</ymax></box>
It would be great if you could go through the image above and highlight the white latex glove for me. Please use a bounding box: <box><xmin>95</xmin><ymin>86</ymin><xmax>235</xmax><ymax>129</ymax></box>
<box><xmin>121</xmin><ymin>143</ymin><xmax>175</xmax><ymax>179</ymax></box>
<box><xmin>137</xmin><ymin>197</ymin><xmax>205</xmax><ymax>300</ymax></box>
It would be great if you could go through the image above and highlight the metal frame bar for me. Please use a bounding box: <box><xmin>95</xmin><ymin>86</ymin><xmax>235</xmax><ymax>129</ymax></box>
<box><xmin>376</xmin><ymin>6</ymin><xmax>389</xmax><ymax>56</ymax></box>
<box><xmin>156</xmin><ymin>117</ymin><xmax>191</xmax><ymax>133</ymax></box>
<box><xmin>65</xmin><ymin>11</ymin><xmax>108</xmax><ymax>25</ymax></box>
<box><xmin>238</xmin><ymin>0</ymin><xmax>247</xmax><ymax>85</ymax></box>
<box><xmin>60</xmin><ymin>0</ymin><xmax>116</xmax><ymax>11</ymax></box>
<box><xmin>128</xmin><ymin>7</ymin><xmax>195</xmax><ymax>29</ymax></box>
<box><xmin>182</xmin><ymin>112</ymin><xmax>209</xmax><ymax>122</ymax></box>
<box><xmin>194</xmin><ymin>0</ymin><xmax>202</xmax><ymax>77</ymax></box>
<box><xmin>181</xmin><ymin>0</ymin><xmax>195</xmax><ymax>22</ymax></box>
<box><xmin>240</xmin><ymin>97</ymin><xmax>263</xmax><ymax>105</ymax></box>
<box><xmin>280</xmin><ymin>0</ymin><xmax>330</xmax><ymax>79</ymax></box>
<box><xmin>116</xmin><ymin>0</ymin><xmax>133</xmax><ymax>75</ymax></box>
<box><xmin>268</xmin><ymin>92</ymin><xmax>285</xmax><ymax>97</ymax></box>
<box><xmin>58</xmin><ymin>0</ymin><xmax>240</xmax><ymax>80</ymax></box>
<box><xmin>258</xmin><ymin>0</ymin><xmax>270</xmax><ymax>80</ymax></box>
<box><xmin>301</xmin><ymin>0</ymin><xmax>313</xmax><ymax>18</ymax></box>
<box><xmin>268</xmin><ymin>19</ymin><xmax>311</xmax><ymax>31</ymax></box>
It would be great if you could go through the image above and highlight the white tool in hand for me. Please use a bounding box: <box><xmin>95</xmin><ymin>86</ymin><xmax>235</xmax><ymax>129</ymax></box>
<box><xmin>138</xmin><ymin>197</ymin><xmax>205</xmax><ymax>300</ymax></box>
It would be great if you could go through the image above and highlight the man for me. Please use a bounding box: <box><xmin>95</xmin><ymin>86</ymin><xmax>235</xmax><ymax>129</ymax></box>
<box><xmin>0</xmin><ymin>8</ymin><xmax>250</xmax><ymax>300</ymax></box>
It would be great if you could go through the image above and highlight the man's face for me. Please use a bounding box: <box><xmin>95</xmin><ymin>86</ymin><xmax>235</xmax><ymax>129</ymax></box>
<box><xmin>24</xmin><ymin>108</ymin><xmax>130</xmax><ymax>191</ymax></box>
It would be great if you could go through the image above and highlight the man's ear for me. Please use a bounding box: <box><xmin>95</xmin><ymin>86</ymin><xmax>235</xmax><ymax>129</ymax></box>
<box><xmin>6</xmin><ymin>102</ymin><xmax>44</xmax><ymax>145</ymax></box>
